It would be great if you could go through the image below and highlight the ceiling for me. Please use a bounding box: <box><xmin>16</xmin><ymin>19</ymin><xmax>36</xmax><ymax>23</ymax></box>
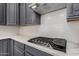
<box><xmin>29</xmin><ymin>3</ymin><xmax>66</xmax><ymax>15</ymax></box>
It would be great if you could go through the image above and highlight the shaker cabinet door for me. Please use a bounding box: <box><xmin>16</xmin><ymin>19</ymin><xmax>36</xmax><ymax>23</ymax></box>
<box><xmin>8</xmin><ymin>39</ymin><xmax>14</xmax><ymax>56</ymax></box>
<box><xmin>14</xmin><ymin>41</ymin><xmax>25</xmax><ymax>50</ymax></box>
<box><xmin>13</xmin><ymin>40</ymin><xmax>25</xmax><ymax>56</ymax></box>
<box><xmin>20</xmin><ymin>3</ymin><xmax>40</xmax><ymax>25</ymax></box>
<box><xmin>14</xmin><ymin>46</ymin><xmax>24</xmax><ymax>56</ymax></box>
<box><xmin>72</xmin><ymin>3</ymin><xmax>79</xmax><ymax>16</ymax></box>
<box><xmin>7</xmin><ymin>3</ymin><xmax>19</xmax><ymax>25</ymax></box>
<box><xmin>25</xmin><ymin>51</ymin><xmax>32</xmax><ymax>56</ymax></box>
<box><xmin>0</xmin><ymin>3</ymin><xmax>6</xmax><ymax>25</ymax></box>
<box><xmin>19</xmin><ymin>3</ymin><xmax>26</xmax><ymax>25</ymax></box>
<box><xmin>67</xmin><ymin>3</ymin><xmax>79</xmax><ymax>19</ymax></box>
<box><xmin>2</xmin><ymin>39</ymin><xmax>9</xmax><ymax>56</ymax></box>
<box><xmin>0</xmin><ymin>3</ymin><xmax>40</xmax><ymax>26</ymax></box>
<box><xmin>67</xmin><ymin>3</ymin><xmax>73</xmax><ymax>18</ymax></box>
<box><xmin>26</xmin><ymin>4</ymin><xmax>40</xmax><ymax>25</ymax></box>
<box><xmin>0</xmin><ymin>40</ymin><xmax>3</xmax><ymax>56</ymax></box>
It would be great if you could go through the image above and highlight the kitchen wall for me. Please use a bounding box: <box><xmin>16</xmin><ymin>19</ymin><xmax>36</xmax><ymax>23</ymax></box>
<box><xmin>20</xmin><ymin>8</ymin><xmax>79</xmax><ymax>43</ymax></box>
<box><xmin>0</xmin><ymin>26</ymin><xmax>19</xmax><ymax>37</ymax></box>
<box><xmin>19</xmin><ymin>25</ymin><xmax>40</xmax><ymax>37</ymax></box>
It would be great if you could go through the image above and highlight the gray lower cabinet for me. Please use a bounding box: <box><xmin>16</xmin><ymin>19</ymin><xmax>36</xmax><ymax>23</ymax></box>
<box><xmin>13</xmin><ymin>40</ymin><xmax>52</xmax><ymax>56</ymax></box>
<box><xmin>7</xmin><ymin>3</ymin><xmax>19</xmax><ymax>25</ymax></box>
<box><xmin>0</xmin><ymin>3</ymin><xmax>6</xmax><ymax>25</ymax></box>
<box><xmin>0</xmin><ymin>39</ymin><xmax>11</xmax><ymax>56</ymax></box>
<box><xmin>67</xmin><ymin>3</ymin><xmax>79</xmax><ymax>20</ymax></box>
<box><xmin>2</xmin><ymin>39</ymin><xmax>8</xmax><ymax>56</ymax></box>
<box><xmin>14</xmin><ymin>46</ymin><xmax>25</xmax><ymax>56</ymax></box>
<box><xmin>0</xmin><ymin>40</ymin><xmax>3</xmax><ymax>56</ymax></box>
<box><xmin>8</xmin><ymin>39</ymin><xmax>14</xmax><ymax>56</ymax></box>
<box><xmin>25</xmin><ymin>51</ymin><xmax>32</xmax><ymax>56</ymax></box>
<box><xmin>0</xmin><ymin>39</ymin><xmax>52</xmax><ymax>56</ymax></box>
<box><xmin>14</xmin><ymin>41</ymin><xmax>25</xmax><ymax>50</ymax></box>
<box><xmin>13</xmin><ymin>41</ymin><xmax>25</xmax><ymax>56</ymax></box>
<box><xmin>25</xmin><ymin>45</ymin><xmax>52</xmax><ymax>56</ymax></box>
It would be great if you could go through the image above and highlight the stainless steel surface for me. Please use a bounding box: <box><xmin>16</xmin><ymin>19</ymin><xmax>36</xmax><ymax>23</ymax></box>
<box><xmin>29</xmin><ymin>3</ymin><xmax>66</xmax><ymax>14</ymax></box>
<box><xmin>28</xmin><ymin>37</ymin><xmax>67</xmax><ymax>53</ymax></box>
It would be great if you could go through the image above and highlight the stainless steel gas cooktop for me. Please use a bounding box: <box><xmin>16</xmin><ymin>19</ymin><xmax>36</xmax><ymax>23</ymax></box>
<box><xmin>28</xmin><ymin>37</ymin><xmax>67</xmax><ymax>53</ymax></box>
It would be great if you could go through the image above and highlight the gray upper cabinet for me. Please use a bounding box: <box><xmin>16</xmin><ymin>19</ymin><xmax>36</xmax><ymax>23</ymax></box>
<box><xmin>0</xmin><ymin>3</ymin><xmax>40</xmax><ymax>26</ymax></box>
<box><xmin>7</xmin><ymin>3</ymin><xmax>19</xmax><ymax>25</ymax></box>
<box><xmin>72</xmin><ymin>3</ymin><xmax>79</xmax><ymax>16</ymax></box>
<box><xmin>20</xmin><ymin>3</ymin><xmax>40</xmax><ymax>25</ymax></box>
<box><xmin>19</xmin><ymin>3</ymin><xmax>26</xmax><ymax>25</ymax></box>
<box><xmin>26</xmin><ymin>4</ymin><xmax>40</xmax><ymax>25</ymax></box>
<box><xmin>67</xmin><ymin>3</ymin><xmax>79</xmax><ymax>20</ymax></box>
<box><xmin>67</xmin><ymin>3</ymin><xmax>73</xmax><ymax>18</ymax></box>
<box><xmin>0</xmin><ymin>3</ymin><xmax>6</xmax><ymax>25</ymax></box>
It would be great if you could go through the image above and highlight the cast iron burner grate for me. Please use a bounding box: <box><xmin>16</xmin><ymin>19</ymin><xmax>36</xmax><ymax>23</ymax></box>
<box><xmin>28</xmin><ymin>37</ymin><xmax>67</xmax><ymax>53</ymax></box>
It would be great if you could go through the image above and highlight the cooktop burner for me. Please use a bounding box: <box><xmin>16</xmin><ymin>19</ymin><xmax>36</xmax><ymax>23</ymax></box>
<box><xmin>28</xmin><ymin>37</ymin><xmax>67</xmax><ymax>53</ymax></box>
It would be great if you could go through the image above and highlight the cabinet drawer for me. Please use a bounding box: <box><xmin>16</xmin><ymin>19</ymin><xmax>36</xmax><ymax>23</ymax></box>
<box><xmin>14</xmin><ymin>41</ymin><xmax>25</xmax><ymax>50</ymax></box>
<box><xmin>25</xmin><ymin>45</ymin><xmax>52</xmax><ymax>56</ymax></box>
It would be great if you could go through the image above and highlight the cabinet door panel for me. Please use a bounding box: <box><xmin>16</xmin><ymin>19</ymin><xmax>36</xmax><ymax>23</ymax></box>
<box><xmin>67</xmin><ymin>3</ymin><xmax>73</xmax><ymax>18</ymax></box>
<box><xmin>14</xmin><ymin>40</ymin><xmax>25</xmax><ymax>56</ymax></box>
<box><xmin>25</xmin><ymin>45</ymin><xmax>52</xmax><ymax>56</ymax></box>
<box><xmin>7</xmin><ymin>3</ymin><xmax>19</xmax><ymax>25</ymax></box>
<box><xmin>0</xmin><ymin>3</ymin><xmax>6</xmax><ymax>25</ymax></box>
<box><xmin>14</xmin><ymin>46</ymin><xmax>24</xmax><ymax>56</ymax></box>
<box><xmin>8</xmin><ymin>39</ymin><xmax>14</xmax><ymax>56</ymax></box>
<box><xmin>72</xmin><ymin>3</ymin><xmax>79</xmax><ymax>16</ymax></box>
<box><xmin>26</xmin><ymin>4</ymin><xmax>40</xmax><ymax>25</ymax></box>
<box><xmin>26</xmin><ymin>5</ymin><xmax>33</xmax><ymax>24</ymax></box>
<box><xmin>0</xmin><ymin>40</ymin><xmax>2</xmax><ymax>56</ymax></box>
<box><xmin>2</xmin><ymin>39</ymin><xmax>8</xmax><ymax>56</ymax></box>
<box><xmin>67</xmin><ymin>3</ymin><xmax>79</xmax><ymax>19</ymax></box>
<box><xmin>20</xmin><ymin>3</ymin><xmax>40</xmax><ymax>25</ymax></box>
<box><xmin>14</xmin><ymin>41</ymin><xmax>25</xmax><ymax>50</ymax></box>
<box><xmin>20</xmin><ymin>3</ymin><xmax>26</xmax><ymax>25</ymax></box>
<box><xmin>34</xmin><ymin>13</ymin><xmax>40</xmax><ymax>24</ymax></box>
<box><xmin>25</xmin><ymin>52</ymin><xmax>32</xmax><ymax>56</ymax></box>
